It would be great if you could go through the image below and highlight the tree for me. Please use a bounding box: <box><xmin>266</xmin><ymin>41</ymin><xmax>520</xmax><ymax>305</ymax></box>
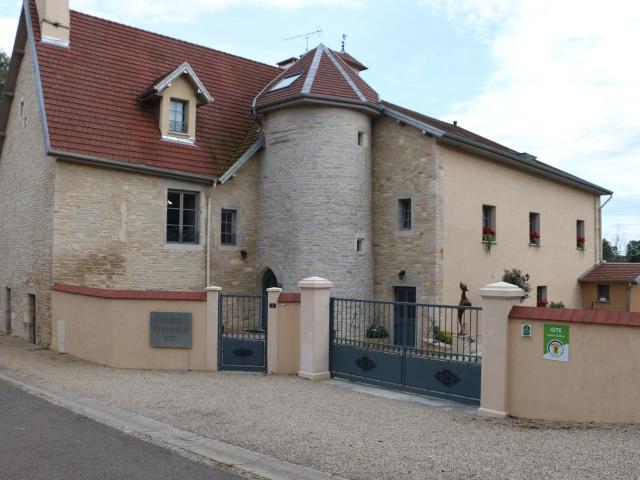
<box><xmin>603</xmin><ymin>238</ymin><xmax>619</xmax><ymax>262</ymax></box>
<box><xmin>502</xmin><ymin>268</ymin><xmax>530</xmax><ymax>302</ymax></box>
<box><xmin>0</xmin><ymin>51</ymin><xmax>9</xmax><ymax>99</ymax></box>
<box><xmin>626</xmin><ymin>240</ymin><xmax>640</xmax><ymax>263</ymax></box>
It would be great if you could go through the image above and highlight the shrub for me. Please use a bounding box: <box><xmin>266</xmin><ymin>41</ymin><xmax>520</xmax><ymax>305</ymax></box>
<box><xmin>366</xmin><ymin>325</ymin><xmax>389</xmax><ymax>338</ymax></box>
<box><xmin>434</xmin><ymin>330</ymin><xmax>453</xmax><ymax>345</ymax></box>
<box><xmin>549</xmin><ymin>301</ymin><xmax>565</xmax><ymax>309</ymax></box>
<box><xmin>502</xmin><ymin>268</ymin><xmax>530</xmax><ymax>302</ymax></box>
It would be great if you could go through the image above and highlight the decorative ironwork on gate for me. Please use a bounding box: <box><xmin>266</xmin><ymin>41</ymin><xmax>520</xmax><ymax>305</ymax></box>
<box><xmin>329</xmin><ymin>297</ymin><xmax>482</xmax><ymax>404</ymax></box>
<box><xmin>219</xmin><ymin>294</ymin><xmax>267</xmax><ymax>372</ymax></box>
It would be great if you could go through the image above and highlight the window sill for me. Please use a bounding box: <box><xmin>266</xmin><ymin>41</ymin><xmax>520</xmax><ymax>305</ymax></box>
<box><xmin>529</xmin><ymin>243</ymin><xmax>541</xmax><ymax>247</ymax></box>
<box><xmin>162</xmin><ymin>134</ymin><xmax>196</xmax><ymax>146</ymax></box>
<box><xmin>164</xmin><ymin>242</ymin><xmax>203</xmax><ymax>251</ymax></box>
<box><xmin>577</xmin><ymin>247</ymin><xmax>586</xmax><ymax>251</ymax></box>
<box><xmin>596</xmin><ymin>300</ymin><xmax>610</xmax><ymax>304</ymax></box>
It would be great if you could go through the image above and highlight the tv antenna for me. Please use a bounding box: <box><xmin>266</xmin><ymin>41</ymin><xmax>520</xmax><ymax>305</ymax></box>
<box><xmin>283</xmin><ymin>28</ymin><xmax>322</xmax><ymax>51</ymax></box>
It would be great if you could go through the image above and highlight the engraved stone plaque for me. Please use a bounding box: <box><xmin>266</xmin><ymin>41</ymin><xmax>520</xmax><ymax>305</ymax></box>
<box><xmin>149</xmin><ymin>312</ymin><xmax>192</xmax><ymax>348</ymax></box>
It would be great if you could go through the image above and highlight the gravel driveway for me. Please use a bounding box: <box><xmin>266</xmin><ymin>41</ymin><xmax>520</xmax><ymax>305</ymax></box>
<box><xmin>1</xmin><ymin>335</ymin><xmax>638</xmax><ymax>480</ymax></box>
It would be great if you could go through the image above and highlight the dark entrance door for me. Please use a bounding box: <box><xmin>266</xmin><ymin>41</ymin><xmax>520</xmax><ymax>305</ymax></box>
<box><xmin>28</xmin><ymin>294</ymin><xmax>36</xmax><ymax>344</ymax></box>
<box><xmin>394</xmin><ymin>287</ymin><xmax>416</xmax><ymax>348</ymax></box>
<box><xmin>261</xmin><ymin>269</ymin><xmax>279</xmax><ymax>329</ymax></box>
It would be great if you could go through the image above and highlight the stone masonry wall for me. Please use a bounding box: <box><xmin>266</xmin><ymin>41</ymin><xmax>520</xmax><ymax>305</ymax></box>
<box><xmin>210</xmin><ymin>154</ymin><xmax>260</xmax><ymax>294</ymax></box>
<box><xmin>0</xmin><ymin>41</ymin><xmax>55</xmax><ymax>344</ymax></box>
<box><xmin>259</xmin><ymin>106</ymin><xmax>373</xmax><ymax>297</ymax></box>
<box><xmin>371</xmin><ymin>116</ymin><xmax>442</xmax><ymax>304</ymax></box>
<box><xmin>52</xmin><ymin>163</ymin><xmax>210</xmax><ymax>292</ymax></box>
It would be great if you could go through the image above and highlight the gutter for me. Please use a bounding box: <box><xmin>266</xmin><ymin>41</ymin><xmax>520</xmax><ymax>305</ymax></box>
<box><xmin>380</xmin><ymin>106</ymin><xmax>613</xmax><ymax>196</ymax></box>
<box><xmin>218</xmin><ymin>137</ymin><xmax>265</xmax><ymax>184</ymax></box>
<box><xmin>52</xmin><ymin>150</ymin><xmax>216</xmax><ymax>184</ymax></box>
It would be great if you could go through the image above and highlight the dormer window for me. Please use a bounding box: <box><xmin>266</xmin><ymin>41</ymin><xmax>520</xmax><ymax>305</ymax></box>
<box><xmin>139</xmin><ymin>61</ymin><xmax>213</xmax><ymax>145</ymax></box>
<box><xmin>169</xmin><ymin>99</ymin><xmax>188</xmax><ymax>134</ymax></box>
<box><xmin>270</xmin><ymin>73</ymin><xmax>302</xmax><ymax>91</ymax></box>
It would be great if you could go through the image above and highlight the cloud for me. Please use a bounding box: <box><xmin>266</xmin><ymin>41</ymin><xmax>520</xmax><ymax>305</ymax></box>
<box><xmin>71</xmin><ymin>0</ymin><xmax>362</xmax><ymax>23</ymax></box>
<box><xmin>420</xmin><ymin>0</ymin><xmax>640</xmax><ymax>238</ymax></box>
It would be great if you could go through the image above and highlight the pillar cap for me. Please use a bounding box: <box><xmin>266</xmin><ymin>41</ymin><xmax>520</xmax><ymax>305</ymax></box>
<box><xmin>205</xmin><ymin>286</ymin><xmax>222</xmax><ymax>292</ymax></box>
<box><xmin>298</xmin><ymin>276</ymin><xmax>333</xmax><ymax>289</ymax></box>
<box><xmin>266</xmin><ymin>287</ymin><xmax>283</xmax><ymax>293</ymax></box>
<box><xmin>479</xmin><ymin>281</ymin><xmax>523</xmax><ymax>299</ymax></box>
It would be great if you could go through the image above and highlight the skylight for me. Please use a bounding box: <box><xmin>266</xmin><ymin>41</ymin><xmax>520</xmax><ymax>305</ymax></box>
<box><xmin>269</xmin><ymin>73</ymin><xmax>302</xmax><ymax>91</ymax></box>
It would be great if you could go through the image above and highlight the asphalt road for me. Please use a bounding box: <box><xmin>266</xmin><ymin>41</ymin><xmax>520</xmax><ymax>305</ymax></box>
<box><xmin>0</xmin><ymin>379</ymin><xmax>244</xmax><ymax>480</ymax></box>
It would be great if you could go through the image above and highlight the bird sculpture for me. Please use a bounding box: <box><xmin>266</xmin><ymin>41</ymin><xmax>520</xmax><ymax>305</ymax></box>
<box><xmin>457</xmin><ymin>282</ymin><xmax>472</xmax><ymax>335</ymax></box>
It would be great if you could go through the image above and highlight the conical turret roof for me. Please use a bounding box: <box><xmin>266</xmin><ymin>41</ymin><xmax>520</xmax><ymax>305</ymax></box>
<box><xmin>253</xmin><ymin>44</ymin><xmax>380</xmax><ymax>112</ymax></box>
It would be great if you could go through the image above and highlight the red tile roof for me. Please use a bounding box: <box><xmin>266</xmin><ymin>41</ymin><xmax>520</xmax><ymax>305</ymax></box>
<box><xmin>336</xmin><ymin>51</ymin><xmax>368</xmax><ymax>72</ymax></box>
<box><xmin>29</xmin><ymin>0</ymin><xmax>280</xmax><ymax>178</ymax></box>
<box><xmin>278</xmin><ymin>292</ymin><xmax>301</xmax><ymax>303</ymax></box>
<box><xmin>509</xmin><ymin>306</ymin><xmax>640</xmax><ymax>327</ymax></box>
<box><xmin>253</xmin><ymin>44</ymin><xmax>380</xmax><ymax>111</ymax></box>
<box><xmin>579</xmin><ymin>263</ymin><xmax>640</xmax><ymax>283</ymax></box>
<box><xmin>52</xmin><ymin>283</ymin><xmax>206</xmax><ymax>301</ymax></box>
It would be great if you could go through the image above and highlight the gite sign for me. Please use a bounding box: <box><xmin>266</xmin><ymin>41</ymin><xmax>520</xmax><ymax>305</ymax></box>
<box><xmin>543</xmin><ymin>324</ymin><xmax>569</xmax><ymax>362</ymax></box>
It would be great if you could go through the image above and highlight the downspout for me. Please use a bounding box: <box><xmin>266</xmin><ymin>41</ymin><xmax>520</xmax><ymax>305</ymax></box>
<box><xmin>598</xmin><ymin>194</ymin><xmax>613</xmax><ymax>262</ymax></box>
<box><xmin>206</xmin><ymin>187</ymin><xmax>214</xmax><ymax>287</ymax></box>
<box><xmin>627</xmin><ymin>283</ymin><xmax>632</xmax><ymax>312</ymax></box>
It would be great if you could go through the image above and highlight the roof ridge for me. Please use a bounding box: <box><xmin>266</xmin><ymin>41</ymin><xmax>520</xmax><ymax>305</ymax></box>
<box><xmin>323</xmin><ymin>45</ymin><xmax>366</xmax><ymax>102</ymax></box>
<box><xmin>69</xmin><ymin>9</ymin><xmax>281</xmax><ymax>73</ymax></box>
<box><xmin>301</xmin><ymin>47</ymin><xmax>324</xmax><ymax>94</ymax></box>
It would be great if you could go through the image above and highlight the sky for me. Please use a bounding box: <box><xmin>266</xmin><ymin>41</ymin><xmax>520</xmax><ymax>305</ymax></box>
<box><xmin>1</xmin><ymin>0</ymin><xmax>638</xmax><ymax>246</ymax></box>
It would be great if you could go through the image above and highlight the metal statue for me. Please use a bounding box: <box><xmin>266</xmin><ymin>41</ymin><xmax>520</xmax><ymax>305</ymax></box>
<box><xmin>457</xmin><ymin>282</ymin><xmax>472</xmax><ymax>335</ymax></box>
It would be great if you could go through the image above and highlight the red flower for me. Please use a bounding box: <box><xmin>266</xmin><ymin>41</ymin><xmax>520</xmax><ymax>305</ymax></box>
<box><xmin>482</xmin><ymin>227</ymin><xmax>495</xmax><ymax>236</ymax></box>
<box><xmin>577</xmin><ymin>236</ymin><xmax>586</xmax><ymax>245</ymax></box>
<box><xmin>537</xmin><ymin>299</ymin><xmax>548</xmax><ymax>307</ymax></box>
<box><xmin>530</xmin><ymin>231</ymin><xmax>540</xmax><ymax>240</ymax></box>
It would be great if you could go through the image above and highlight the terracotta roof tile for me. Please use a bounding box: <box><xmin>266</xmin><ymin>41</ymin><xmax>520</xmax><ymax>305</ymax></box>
<box><xmin>254</xmin><ymin>44</ymin><xmax>380</xmax><ymax>111</ymax></box>
<box><xmin>29</xmin><ymin>1</ymin><xmax>280</xmax><ymax>178</ymax></box>
<box><xmin>579</xmin><ymin>263</ymin><xmax>640</xmax><ymax>283</ymax></box>
<box><xmin>509</xmin><ymin>306</ymin><xmax>640</xmax><ymax>327</ymax></box>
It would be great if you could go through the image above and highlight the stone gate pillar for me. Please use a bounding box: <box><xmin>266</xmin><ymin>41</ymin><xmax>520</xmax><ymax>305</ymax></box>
<box><xmin>298</xmin><ymin>276</ymin><xmax>333</xmax><ymax>381</ymax></box>
<box><xmin>478</xmin><ymin>281</ymin><xmax>524</xmax><ymax>417</ymax></box>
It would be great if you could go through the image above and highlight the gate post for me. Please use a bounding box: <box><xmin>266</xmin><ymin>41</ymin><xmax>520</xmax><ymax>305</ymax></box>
<box><xmin>206</xmin><ymin>286</ymin><xmax>222</xmax><ymax>371</ymax></box>
<box><xmin>266</xmin><ymin>287</ymin><xmax>283</xmax><ymax>374</ymax></box>
<box><xmin>478</xmin><ymin>281</ymin><xmax>524</xmax><ymax>417</ymax></box>
<box><xmin>298</xmin><ymin>276</ymin><xmax>333</xmax><ymax>381</ymax></box>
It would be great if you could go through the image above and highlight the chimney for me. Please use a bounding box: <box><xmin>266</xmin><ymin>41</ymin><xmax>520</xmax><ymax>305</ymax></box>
<box><xmin>35</xmin><ymin>0</ymin><xmax>70</xmax><ymax>47</ymax></box>
<box><xmin>276</xmin><ymin>57</ymin><xmax>298</xmax><ymax>70</ymax></box>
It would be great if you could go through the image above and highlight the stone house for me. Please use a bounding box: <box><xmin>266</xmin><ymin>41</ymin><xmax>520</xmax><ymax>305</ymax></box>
<box><xmin>0</xmin><ymin>0</ymin><xmax>612</xmax><ymax>345</ymax></box>
<box><xmin>579</xmin><ymin>263</ymin><xmax>640</xmax><ymax>312</ymax></box>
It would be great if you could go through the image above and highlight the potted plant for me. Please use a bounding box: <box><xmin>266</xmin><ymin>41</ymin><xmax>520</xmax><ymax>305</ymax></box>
<box><xmin>482</xmin><ymin>227</ymin><xmax>495</xmax><ymax>251</ymax></box>
<box><xmin>577</xmin><ymin>235</ymin><xmax>586</xmax><ymax>250</ymax></box>
<box><xmin>365</xmin><ymin>325</ymin><xmax>389</xmax><ymax>345</ymax></box>
<box><xmin>549</xmin><ymin>301</ymin><xmax>565</xmax><ymax>309</ymax></box>
<box><xmin>537</xmin><ymin>299</ymin><xmax>548</xmax><ymax>307</ymax></box>
<box><xmin>529</xmin><ymin>231</ymin><xmax>540</xmax><ymax>245</ymax></box>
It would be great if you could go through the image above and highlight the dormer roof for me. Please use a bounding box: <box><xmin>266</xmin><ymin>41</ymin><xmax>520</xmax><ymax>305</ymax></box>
<box><xmin>253</xmin><ymin>44</ymin><xmax>380</xmax><ymax>113</ymax></box>
<box><xmin>140</xmin><ymin>62</ymin><xmax>213</xmax><ymax>105</ymax></box>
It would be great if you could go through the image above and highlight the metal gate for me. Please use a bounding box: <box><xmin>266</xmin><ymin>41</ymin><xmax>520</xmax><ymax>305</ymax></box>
<box><xmin>330</xmin><ymin>297</ymin><xmax>482</xmax><ymax>404</ymax></box>
<box><xmin>219</xmin><ymin>294</ymin><xmax>267</xmax><ymax>372</ymax></box>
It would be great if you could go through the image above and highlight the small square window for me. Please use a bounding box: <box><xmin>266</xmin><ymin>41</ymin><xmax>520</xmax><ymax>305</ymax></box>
<box><xmin>536</xmin><ymin>286</ymin><xmax>548</xmax><ymax>307</ymax></box>
<box><xmin>356</xmin><ymin>238</ymin><xmax>365</xmax><ymax>252</ymax></box>
<box><xmin>597</xmin><ymin>284</ymin><xmax>610</xmax><ymax>302</ymax></box>
<box><xmin>482</xmin><ymin>205</ymin><xmax>496</xmax><ymax>241</ymax></box>
<box><xmin>529</xmin><ymin>212</ymin><xmax>540</xmax><ymax>245</ymax></box>
<box><xmin>576</xmin><ymin>220</ymin><xmax>585</xmax><ymax>249</ymax></box>
<box><xmin>169</xmin><ymin>99</ymin><xmax>188</xmax><ymax>133</ymax></box>
<box><xmin>221</xmin><ymin>209</ymin><xmax>237</xmax><ymax>246</ymax></box>
<box><xmin>398</xmin><ymin>199</ymin><xmax>412</xmax><ymax>230</ymax></box>
<box><xmin>166</xmin><ymin>190</ymin><xmax>199</xmax><ymax>244</ymax></box>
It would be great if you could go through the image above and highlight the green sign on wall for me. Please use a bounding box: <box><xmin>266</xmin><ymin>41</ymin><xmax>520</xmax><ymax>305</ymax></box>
<box><xmin>543</xmin><ymin>324</ymin><xmax>569</xmax><ymax>362</ymax></box>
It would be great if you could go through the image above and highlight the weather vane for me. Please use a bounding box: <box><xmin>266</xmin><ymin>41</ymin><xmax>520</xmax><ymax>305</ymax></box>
<box><xmin>341</xmin><ymin>34</ymin><xmax>347</xmax><ymax>52</ymax></box>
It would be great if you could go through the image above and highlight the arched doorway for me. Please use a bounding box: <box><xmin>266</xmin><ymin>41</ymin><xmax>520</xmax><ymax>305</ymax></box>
<box><xmin>261</xmin><ymin>269</ymin><xmax>279</xmax><ymax>329</ymax></box>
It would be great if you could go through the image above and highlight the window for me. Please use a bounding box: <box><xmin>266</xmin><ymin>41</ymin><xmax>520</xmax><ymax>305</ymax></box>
<box><xmin>19</xmin><ymin>99</ymin><xmax>25</xmax><ymax>118</ymax></box>
<box><xmin>220</xmin><ymin>209</ymin><xmax>237</xmax><ymax>246</ymax></box>
<box><xmin>269</xmin><ymin>73</ymin><xmax>302</xmax><ymax>91</ymax></box>
<box><xmin>529</xmin><ymin>212</ymin><xmax>540</xmax><ymax>245</ymax></box>
<box><xmin>576</xmin><ymin>220</ymin><xmax>585</xmax><ymax>249</ymax></box>
<box><xmin>166</xmin><ymin>190</ymin><xmax>199</xmax><ymax>243</ymax></box>
<box><xmin>28</xmin><ymin>294</ymin><xmax>36</xmax><ymax>345</ymax></box>
<box><xmin>536</xmin><ymin>286</ymin><xmax>548</xmax><ymax>307</ymax></box>
<box><xmin>597</xmin><ymin>284</ymin><xmax>610</xmax><ymax>303</ymax></box>
<box><xmin>398</xmin><ymin>198</ymin><xmax>412</xmax><ymax>230</ymax></box>
<box><xmin>356</xmin><ymin>238</ymin><xmax>365</xmax><ymax>252</ymax></box>
<box><xmin>357</xmin><ymin>131</ymin><xmax>364</xmax><ymax>146</ymax></box>
<box><xmin>482</xmin><ymin>205</ymin><xmax>496</xmax><ymax>241</ymax></box>
<box><xmin>169</xmin><ymin>99</ymin><xmax>187</xmax><ymax>133</ymax></box>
